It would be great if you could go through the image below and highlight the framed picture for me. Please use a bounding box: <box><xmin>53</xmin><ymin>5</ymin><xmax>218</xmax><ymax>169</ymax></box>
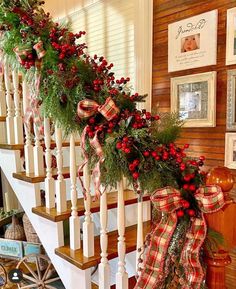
<box><xmin>225</xmin><ymin>133</ymin><xmax>236</xmax><ymax>169</ymax></box>
<box><xmin>168</xmin><ymin>10</ymin><xmax>218</xmax><ymax>72</ymax></box>
<box><xmin>171</xmin><ymin>71</ymin><xmax>216</xmax><ymax>127</ymax></box>
<box><xmin>226</xmin><ymin>7</ymin><xmax>236</xmax><ymax>65</ymax></box>
<box><xmin>226</xmin><ymin>69</ymin><xmax>236</xmax><ymax>130</ymax></box>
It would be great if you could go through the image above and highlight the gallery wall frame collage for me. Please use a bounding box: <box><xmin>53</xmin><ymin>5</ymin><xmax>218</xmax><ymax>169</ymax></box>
<box><xmin>168</xmin><ymin>7</ymin><xmax>236</xmax><ymax>169</ymax></box>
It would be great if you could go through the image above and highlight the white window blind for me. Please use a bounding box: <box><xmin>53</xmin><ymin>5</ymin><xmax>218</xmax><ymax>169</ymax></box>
<box><xmin>68</xmin><ymin>0</ymin><xmax>135</xmax><ymax>87</ymax></box>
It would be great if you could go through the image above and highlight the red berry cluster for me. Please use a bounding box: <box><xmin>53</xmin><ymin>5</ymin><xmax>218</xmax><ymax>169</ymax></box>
<box><xmin>90</xmin><ymin>55</ymin><xmax>114</xmax><ymax>75</ymax></box>
<box><xmin>86</xmin><ymin>115</ymin><xmax>119</xmax><ymax>138</ymax></box>
<box><xmin>116</xmin><ymin>136</ymin><xmax>133</xmax><ymax>154</ymax></box>
<box><xmin>176</xmin><ymin>200</ymin><xmax>196</xmax><ymax>218</ymax></box>
<box><xmin>21</xmin><ymin>53</ymin><xmax>35</xmax><ymax>69</ymax></box>
<box><xmin>129</xmin><ymin>159</ymin><xmax>140</xmax><ymax>179</ymax></box>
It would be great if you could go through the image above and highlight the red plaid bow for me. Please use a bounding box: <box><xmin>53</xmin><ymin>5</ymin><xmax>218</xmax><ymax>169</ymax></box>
<box><xmin>77</xmin><ymin>97</ymin><xmax>119</xmax><ymax>121</ymax></box>
<box><xmin>135</xmin><ymin>185</ymin><xmax>224</xmax><ymax>289</ymax></box>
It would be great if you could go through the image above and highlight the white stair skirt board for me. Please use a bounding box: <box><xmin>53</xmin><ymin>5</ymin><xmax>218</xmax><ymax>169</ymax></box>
<box><xmin>0</xmin><ymin>149</ymin><xmax>92</xmax><ymax>289</ymax></box>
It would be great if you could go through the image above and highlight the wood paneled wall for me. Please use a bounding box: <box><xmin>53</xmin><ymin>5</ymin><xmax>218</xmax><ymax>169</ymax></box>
<box><xmin>152</xmin><ymin>1</ymin><xmax>236</xmax><ymax>287</ymax></box>
<box><xmin>152</xmin><ymin>0</ymin><xmax>236</xmax><ymax>169</ymax></box>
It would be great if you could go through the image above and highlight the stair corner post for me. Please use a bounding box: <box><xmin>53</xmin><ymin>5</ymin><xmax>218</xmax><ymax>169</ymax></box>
<box><xmin>69</xmin><ymin>133</ymin><xmax>81</xmax><ymax>250</ymax></box>
<box><xmin>116</xmin><ymin>178</ymin><xmax>128</xmax><ymax>289</ymax></box>
<box><xmin>83</xmin><ymin>162</ymin><xmax>95</xmax><ymax>257</ymax></box>
<box><xmin>33</xmin><ymin>120</ymin><xmax>44</xmax><ymax>176</ymax></box>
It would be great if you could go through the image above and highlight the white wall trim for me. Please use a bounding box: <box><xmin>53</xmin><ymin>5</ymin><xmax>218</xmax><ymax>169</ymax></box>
<box><xmin>134</xmin><ymin>0</ymin><xmax>153</xmax><ymax>112</ymax></box>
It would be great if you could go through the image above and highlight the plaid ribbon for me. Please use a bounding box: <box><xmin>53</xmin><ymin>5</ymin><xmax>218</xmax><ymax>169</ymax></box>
<box><xmin>77</xmin><ymin>97</ymin><xmax>119</xmax><ymax>121</ymax></box>
<box><xmin>24</xmin><ymin>74</ymin><xmax>43</xmax><ymax>131</ymax></box>
<box><xmin>33</xmin><ymin>41</ymin><xmax>46</xmax><ymax>59</ymax></box>
<box><xmin>78</xmin><ymin>127</ymin><xmax>104</xmax><ymax>200</ymax></box>
<box><xmin>135</xmin><ymin>185</ymin><xmax>224</xmax><ymax>289</ymax></box>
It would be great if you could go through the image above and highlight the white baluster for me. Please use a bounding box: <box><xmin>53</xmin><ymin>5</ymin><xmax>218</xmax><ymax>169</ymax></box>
<box><xmin>136</xmin><ymin>195</ymin><xmax>144</xmax><ymax>275</ymax></box>
<box><xmin>12</xmin><ymin>70</ymin><xmax>24</xmax><ymax>144</ymax></box>
<box><xmin>33</xmin><ymin>122</ymin><xmax>44</xmax><ymax>176</ymax></box>
<box><xmin>22</xmin><ymin>79</ymin><xmax>34</xmax><ymax>174</ymax></box>
<box><xmin>99</xmin><ymin>189</ymin><xmax>110</xmax><ymax>289</ymax></box>
<box><xmin>4</xmin><ymin>64</ymin><xmax>15</xmax><ymax>144</ymax></box>
<box><xmin>83</xmin><ymin>162</ymin><xmax>94</xmax><ymax>257</ymax></box>
<box><xmin>116</xmin><ymin>179</ymin><xmax>128</xmax><ymax>289</ymax></box>
<box><xmin>0</xmin><ymin>70</ymin><xmax>6</xmax><ymax>116</ymax></box>
<box><xmin>69</xmin><ymin>133</ymin><xmax>80</xmax><ymax>250</ymax></box>
<box><xmin>44</xmin><ymin>117</ymin><xmax>55</xmax><ymax>208</ymax></box>
<box><xmin>55</xmin><ymin>125</ymin><xmax>67</xmax><ymax>213</ymax></box>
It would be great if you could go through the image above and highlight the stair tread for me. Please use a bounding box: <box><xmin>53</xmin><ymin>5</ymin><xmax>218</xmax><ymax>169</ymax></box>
<box><xmin>13</xmin><ymin>167</ymin><xmax>73</xmax><ymax>183</ymax></box>
<box><xmin>32</xmin><ymin>190</ymin><xmax>150</xmax><ymax>222</ymax></box>
<box><xmin>0</xmin><ymin>116</ymin><xmax>6</xmax><ymax>122</ymax></box>
<box><xmin>55</xmin><ymin>220</ymin><xmax>152</xmax><ymax>270</ymax></box>
<box><xmin>0</xmin><ymin>140</ymin><xmax>80</xmax><ymax>151</ymax></box>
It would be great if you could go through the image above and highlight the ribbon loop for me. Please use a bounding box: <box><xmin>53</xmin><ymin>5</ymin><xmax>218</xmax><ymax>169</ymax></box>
<box><xmin>77</xmin><ymin>96</ymin><xmax>119</xmax><ymax>121</ymax></box>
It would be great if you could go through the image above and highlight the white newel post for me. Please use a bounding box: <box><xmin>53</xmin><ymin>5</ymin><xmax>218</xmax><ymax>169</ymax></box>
<box><xmin>22</xmin><ymin>79</ymin><xmax>34</xmax><ymax>174</ymax></box>
<box><xmin>136</xmin><ymin>195</ymin><xmax>144</xmax><ymax>274</ymax></box>
<box><xmin>116</xmin><ymin>179</ymin><xmax>128</xmax><ymax>289</ymax></box>
<box><xmin>55</xmin><ymin>125</ymin><xmax>67</xmax><ymax>213</ymax></box>
<box><xmin>33</xmin><ymin>122</ymin><xmax>44</xmax><ymax>176</ymax></box>
<box><xmin>44</xmin><ymin>117</ymin><xmax>55</xmax><ymax>208</ymax></box>
<box><xmin>4</xmin><ymin>64</ymin><xmax>15</xmax><ymax>144</ymax></box>
<box><xmin>99</xmin><ymin>189</ymin><xmax>110</xmax><ymax>289</ymax></box>
<box><xmin>83</xmin><ymin>162</ymin><xmax>94</xmax><ymax>257</ymax></box>
<box><xmin>12</xmin><ymin>70</ymin><xmax>23</xmax><ymax>144</ymax></box>
<box><xmin>69</xmin><ymin>133</ymin><xmax>80</xmax><ymax>250</ymax></box>
<box><xmin>0</xmin><ymin>70</ymin><xmax>6</xmax><ymax>116</ymax></box>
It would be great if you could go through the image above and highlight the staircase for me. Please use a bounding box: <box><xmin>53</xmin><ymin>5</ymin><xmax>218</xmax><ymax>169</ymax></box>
<box><xmin>0</xmin><ymin>65</ymin><xmax>151</xmax><ymax>288</ymax></box>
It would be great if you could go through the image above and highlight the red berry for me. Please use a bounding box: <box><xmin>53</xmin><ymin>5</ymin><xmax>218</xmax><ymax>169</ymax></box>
<box><xmin>184</xmin><ymin>175</ymin><xmax>191</xmax><ymax>182</ymax></box>
<box><xmin>151</xmin><ymin>151</ymin><xmax>157</xmax><ymax>157</ymax></box>
<box><xmin>183</xmin><ymin>184</ymin><xmax>189</xmax><ymax>190</ymax></box>
<box><xmin>132</xmin><ymin>172</ymin><xmax>139</xmax><ymax>179</ymax></box>
<box><xmin>88</xmin><ymin>132</ymin><xmax>94</xmax><ymax>138</ymax></box>
<box><xmin>176</xmin><ymin>210</ymin><xmax>184</xmax><ymax>217</ymax></box>
<box><xmin>199</xmin><ymin>156</ymin><xmax>205</xmax><ymax>161</ymax></box>
<box><xmin>89</xmin><ymin>117</ymin><xmax>95</xmax><ymax>124</ymax></box>
<box><xmin>184</xmin><ymin>144</ymin><xmax>189</xmax><ymax>149</ymax></box>
<box><xmin>107</xmin><ymin>128</ymin><xmax>112</xmax><ymax>133</ymax></box>
<box><xmin>187</xmin><ymin>209</ymin><xmax>195</xmax><ymax>217</ymax></box>
<box><xmin>155</xmin><ymin>156</ymin><xmax>160</xmax><ymax>161</ymax></box>
<box><xmin>154</xmin><ymin>115</ymin><xmax>160</xmax><ymax>121</ymax></box>
<box><xmin>189</xmin><ymin>184</ymin><xmax>196</xmax><ymax>191</ymax></box>
<box><xmin>180</xmin><ymin>163</ymin><xmax>186</xmax><ymax>171</ymax></box>
<box><xmin>182</xmin><ymin>200</ymin><xmax>190</xmax><ymax>209</ymax></box>
<box><xmin>116</xmin><ymin>142</ymin><xmax>122</xmax><ymax>149</ymax></box>
<box><xmin>133</xmin><ymin>159</ymin><xmax>140</xmax><ymax>166</ymax></box>
<box><xmin>129</xmin><ymin>164</ymin><xmax>135</xmax><ymax>171</ymax></box>
<box><xmin>143</xmin><ymin>151</ymin><xmax>150</xmax><ymax>157</ymax></box>
<box><xmin>123</xmin><ymin>136</ymin><xmax>129</xmax><ymax>143</ymax></box>
<box><xmin>124</xmin><ymin>147</ymin><xmax>131</xmax><ymax>154</ymax></box>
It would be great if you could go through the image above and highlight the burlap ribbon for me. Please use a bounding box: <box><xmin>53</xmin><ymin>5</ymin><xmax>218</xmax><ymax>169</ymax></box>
<box><xmin>135</xmin><ymin>185</ymin><xmax>224</xmax><ymax>289</ymax></box>
<box><xmin>77</xmin><ymin>96</ymin><xmax>119</xmax><ymax>121</ymax></box>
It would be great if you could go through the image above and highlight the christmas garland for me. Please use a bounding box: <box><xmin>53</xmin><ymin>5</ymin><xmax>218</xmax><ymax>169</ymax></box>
<box><xmin>0</xmin><ymin>1</ymin><xmax>225</xmax><ymax>288</ymax></box>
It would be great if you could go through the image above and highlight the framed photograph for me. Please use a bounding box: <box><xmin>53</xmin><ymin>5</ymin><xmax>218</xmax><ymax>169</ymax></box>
<box><xmin>225</xmin><ymin>133</ymin><xmax>236</xmax><ymax>169</ymax></box>
<box><xmin>171</xmin><ymin>71</ymin><xmax>216</xmax><ymax>127</ymax></box>
<box><xmin>226</xmin><ymin>7</ymin><xmax>236</xmax><ymax>65</ymax></box>
<box><xmin>168</xmin><ymin>10</ymin><xmax>218</xmax><ymax>72</ymax></box>
<box><xmin>226</xmin><ymin>69</ymin><xmax>236</xmax><ymax>130</ymax></box>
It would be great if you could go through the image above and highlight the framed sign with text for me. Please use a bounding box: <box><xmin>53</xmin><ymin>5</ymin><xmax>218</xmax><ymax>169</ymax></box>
<box><xmin>168</xmin><ymin>10</ymin><xmax>218</xmax><ymax>72</ymax></box>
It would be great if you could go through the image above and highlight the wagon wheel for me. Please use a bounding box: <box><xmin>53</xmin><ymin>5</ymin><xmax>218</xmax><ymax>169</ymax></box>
<box><xmin>0</xmin><ymin>263</ymin><xmax>7</xmax><ymax>286</ymax></box>
<box><xmin>16</xmin><ymin>254</ymin><xmax>60</xmax><ymax>289</ymax></box>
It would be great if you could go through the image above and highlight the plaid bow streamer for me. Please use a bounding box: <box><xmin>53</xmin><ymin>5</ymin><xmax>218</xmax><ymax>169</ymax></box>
<box><xmin>134</xmin><ymin>185</ymin><xmax>224</xmax><ymax>289</ymax></box>
<box><xmin>77</xmin><ymin>97</ymin><xmax>119</xmax><ymax>121</ymax></box>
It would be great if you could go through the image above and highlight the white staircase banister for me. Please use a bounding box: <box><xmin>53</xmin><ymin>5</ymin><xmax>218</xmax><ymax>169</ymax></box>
<box><xmin>0</xmin><ymin>68</ymin><xmax>6</xmax><ymax>117</ymax></box>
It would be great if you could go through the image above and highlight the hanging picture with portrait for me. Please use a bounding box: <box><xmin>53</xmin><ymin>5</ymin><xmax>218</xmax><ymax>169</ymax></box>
<box><xmin>168</xmin><ymin>10</ymin><xmax>218</xmax><ymax>72</ymax></box>
<box><xmin>171</xmin><ymin>71</ymin><xmax>216</xmax><ymax>127</ymax></box>
<box><xmin>226</xmin><ymin>7</ymin><xmax>236</xmax><ymax>65</ymax></box>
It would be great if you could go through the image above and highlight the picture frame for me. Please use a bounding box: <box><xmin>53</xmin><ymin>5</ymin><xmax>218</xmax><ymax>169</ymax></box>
<box><xmin>168</xmin><ymin>10</ymin><xmax>218</xmax><ymax>72</ymax></box>
<box><xmin>225</xmin><ymin>132</ymin><xmax>236</xmax><ymax>169</ymax></box>
<box><xmin>171</xmin><ymin>71</ymin><xmax>216</xmax><ymax>127</ymax></box>
<box><xmin>226</xmin><ymin>69</ymin><xmax>236</xmax><ymax>130</ymax></box>
<box><xmin>226</xmin><ymin>7</ymin><xmax>236</xmax><ymax>65</ymax></box>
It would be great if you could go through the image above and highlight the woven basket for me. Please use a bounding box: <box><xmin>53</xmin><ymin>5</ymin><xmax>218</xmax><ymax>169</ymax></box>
<box><xmin>22</xmin><ymin>214</ymin><xmax>40</xmax><ymax>243</ymax></box>
<box><xmin>4</xmin><ymin>215</ymin><xmax>25</xmax><ymax>241</ymax></box>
